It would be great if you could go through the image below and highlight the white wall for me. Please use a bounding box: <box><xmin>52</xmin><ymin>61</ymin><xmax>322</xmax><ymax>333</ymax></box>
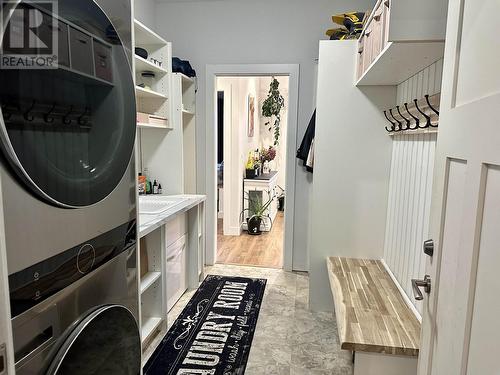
<box><xmin>383</xmin><ymin>60</ymin><xmax>443</xmax><ymax>314</ymax></box>
<box><xmin>154</xmin><ymin>0</ymin><xmax>375</xmax><ymax>271</ymax></box>
<box><xmin>310</xmin><ymin>41</ymin><xmax>395</xmax><ymax>311</ymax></box>
<box><xmin>134</xmin><ymin>0</ymin><xmax>157</xmax><ymax>26</ymax></box>
<box><xmin>217</xmin><ymin>77</ymin><xmax>260</xmax><ymax>235</ymax></box>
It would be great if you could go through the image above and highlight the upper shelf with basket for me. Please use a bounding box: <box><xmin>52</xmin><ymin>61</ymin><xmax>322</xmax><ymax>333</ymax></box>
<box><xmin>356</xmin><ymin>0</ymin><xmax>448</xmax><ymax>86</ymax></box>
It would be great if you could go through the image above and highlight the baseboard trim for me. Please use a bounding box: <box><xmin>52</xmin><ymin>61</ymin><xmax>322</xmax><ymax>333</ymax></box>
<box><xmin>223</xmin><ymin>226</ymin><xmax>241</xmax><ymax>236</ymax></box>
<box><xmin>380</xmin><ymin>259</ymin><xmax>422</xmax><ymax>323</ymax></box>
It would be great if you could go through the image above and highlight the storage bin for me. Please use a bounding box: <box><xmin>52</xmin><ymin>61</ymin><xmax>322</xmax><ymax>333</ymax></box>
<box><xmin>38</xmin><ymin>17</ymin><xmax>70</xmax><ymax>67</ymax></box>
<box><xmin>93</xmin><ymin>40</ymin><xmax>113</xmax><ymax>82</ymax></box>
<box><xmin>69</xmin><ymin>27</ymin><xmax>93</xmax><ymax>75</ymax></box>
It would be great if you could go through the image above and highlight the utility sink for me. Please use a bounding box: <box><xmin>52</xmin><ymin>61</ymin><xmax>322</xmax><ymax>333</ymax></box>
<box><xmin>139</xmin><ymin>196</ymin><xmax>188</xmax><ymax>215</ymax></box>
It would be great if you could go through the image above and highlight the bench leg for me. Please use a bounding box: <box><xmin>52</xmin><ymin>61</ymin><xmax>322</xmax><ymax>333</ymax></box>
<box><xmin>353</xmin><ymin>352</ymin><xmax>418</xmax><ymax>375</ymax></box>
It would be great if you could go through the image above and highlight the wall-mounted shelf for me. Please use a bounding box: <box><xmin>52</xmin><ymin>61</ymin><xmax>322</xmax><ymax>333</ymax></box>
<box><xmin>135</xmin><ymin>55</ymin><xmax>168</xmax><ymax>76</ymax></box>
<box><xmin>355</xmin><ymin>0</ymin><xmax>447</xmax><ymax>86</ymax></box>
<box><xmin>356</xmin><ymin>42</ymin><xmax>445</xmax><ymax>86</ymax></box>
<box><xmin>136</xmin><ymin>86</ymin><xmax>168</xmax><ymax>100</ymax></box>
<box><xmin>182</xmin><ymin>109</ymin><xmax>195</xmax><ymax>116</ymax></box>
<box><xmin>141</xmin><ymin>271</ymin><xmax>162</xmax><ymax>294</ymax></box>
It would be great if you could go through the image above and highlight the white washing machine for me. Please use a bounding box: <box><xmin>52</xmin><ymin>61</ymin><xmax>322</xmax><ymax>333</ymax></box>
<box><xmin>0</xmin><ymin>0</ymin><xmax>140</xmax><ymax>373</ymax></box>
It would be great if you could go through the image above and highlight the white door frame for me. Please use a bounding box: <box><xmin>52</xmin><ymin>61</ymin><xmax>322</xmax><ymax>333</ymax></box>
<box><xmin>205</xmin><ymin>64</ymin><xmax>300</xmax><ymax>271</ymax></box>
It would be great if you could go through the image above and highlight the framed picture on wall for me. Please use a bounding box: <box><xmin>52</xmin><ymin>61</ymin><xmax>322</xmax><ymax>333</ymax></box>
<box><xmin>248</xmin><ymin>95</ymin><xmax>255</xmax><ymax>137</ymax></box>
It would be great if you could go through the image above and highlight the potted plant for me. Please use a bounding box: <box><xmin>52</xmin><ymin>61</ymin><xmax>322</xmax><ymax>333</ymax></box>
<box><xmin>241</xmin><ymin>192</ymin><xmax>275</xmax><ymax>235</ymax></box>
<box><xmin>262</xmin><ymin>78</ymin><xmax>285</xmax><ymax>145</ymax></box>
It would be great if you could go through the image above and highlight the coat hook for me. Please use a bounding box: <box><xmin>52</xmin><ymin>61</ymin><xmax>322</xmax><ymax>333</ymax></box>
<box><xmin>414</xmin><ymin>99</ymin><xmax>431</xmax><ymax>128</ymax></box>
<box><xmin>62</xmin><ymin>105</ymin><xmax>74</xmax><ymax>125</ymax></box>
<box><xmin>383</xmin><ymin>110</ymin><xmax>396</xmax><ymax>132</ymax></box>
<box><xmin>23</xmin><ymin>100</ymin><xmax>36</xmax><ymax>121</ymax></box>
<box><xmin>389</xmin><ymin>108</ymin><xmax>402</xmax><ymax>131</ymax></box>
<box><xmin>396</xmin><ymin>105</ymin><xmax>410</xmax><ymax>130</ymax></box>
<box><xmin>404</xmin><ymin>102</ymin><xmax>419</xmax><ymax>130</ymax></box>
<box><xmin>425</xmin><ymin>94</ymin><xmax>439</xmax><ymax>128</ymax></box>
<box><xmin>44</xmin><ymin>102</ymin><xmax>56</xmax><ymax>123</ymax></box>
<box><xmin>77</xmin><ymin>106</ymin><xmax>90</xmax><ymax>126</ymax></box>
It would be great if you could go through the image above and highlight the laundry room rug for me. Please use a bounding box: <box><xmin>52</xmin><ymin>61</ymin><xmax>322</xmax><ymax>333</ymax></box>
<box><xmin>144</xmin><ymin>275</ymin><xmax>267</xmax><ymax>375</ymax></box>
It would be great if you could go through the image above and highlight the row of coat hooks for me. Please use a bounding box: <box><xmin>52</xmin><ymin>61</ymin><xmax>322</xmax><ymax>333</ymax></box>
<box><xmin>1</xmin><ymin>99</ymin><xmax>92</xmax><ymax>129</ymax></box>
<box><xmin>383</xmin><ymin>94</ymin><xmax>440</xmax><ymax>133</ymax></box>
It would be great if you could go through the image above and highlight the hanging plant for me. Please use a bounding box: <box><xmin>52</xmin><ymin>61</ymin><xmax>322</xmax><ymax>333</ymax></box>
<box><xmin>262</xmin><ymin>78</ymin><xmax>285</xmax><ymax>145</ymax></box>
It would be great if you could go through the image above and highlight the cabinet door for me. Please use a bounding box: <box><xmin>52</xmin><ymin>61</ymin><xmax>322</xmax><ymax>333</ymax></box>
<box><xmin>357</xmin><ymin>36</ymin><xmax>365</xmax><ymax>78</ymax></box>
<box><xmin>363</xmin><ymin>23</ymin><xmax>374</xmax><ymax>70</ymax></box>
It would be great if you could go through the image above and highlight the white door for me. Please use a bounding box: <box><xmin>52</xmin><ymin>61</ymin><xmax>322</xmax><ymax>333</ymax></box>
<box><xmin>418</xmin><ymin>0</ymin><xmax>500</xmax><ymax>374</ymax></box>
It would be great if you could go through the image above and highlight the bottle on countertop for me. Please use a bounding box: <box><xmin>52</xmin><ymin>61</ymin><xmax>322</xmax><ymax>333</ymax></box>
<box><xmin>158</xmin><ymin>184</ymin><xmax>162</xmax><ymax>195</ymax></box>
<box><xmin>138</xmin><ymin>173</ymin><xmax>146</xmax><ymax>195</ymax></box>
<box><xmin>146</xmin><ymin>178</ymin><xmax>152</xmax><ymax>194</ymax></box>
<box><xmin>153</xmin><ymin>180</ymin><xmax>158</xmax><ymax>194</ymax></box>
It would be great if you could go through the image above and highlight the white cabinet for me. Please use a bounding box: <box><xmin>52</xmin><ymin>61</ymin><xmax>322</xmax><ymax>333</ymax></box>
<box><xmin>356</xmin><ymin>0</ymin><xmax>447</xmax><ymax>85</ymax></box>
<box><xmin>242</xmin><ymin>172</ymin><xmax>278</xmax><ymax>232</ymax></box>
<box><xmin>166</xmin><ymin>235</ymin><xmax>187</xmax><ymax>311</ymax></box>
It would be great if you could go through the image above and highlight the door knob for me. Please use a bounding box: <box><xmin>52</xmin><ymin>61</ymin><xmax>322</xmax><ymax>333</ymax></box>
<box><xmin>411</xmin><ymin>275</ymin><xmax>431</xmax><ymax>301</ymax></box>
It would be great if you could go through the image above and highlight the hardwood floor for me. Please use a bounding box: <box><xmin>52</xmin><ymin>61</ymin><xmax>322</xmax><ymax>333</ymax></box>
<box><xmin>217</xmin><ymin>212</ymin><xmax>284</xmax><ymax>268</ymax></box>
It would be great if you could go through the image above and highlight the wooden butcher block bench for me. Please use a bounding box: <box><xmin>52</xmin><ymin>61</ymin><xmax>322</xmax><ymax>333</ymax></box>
<box><xmin>327</xmin><ymin>257</ymin><xmax>421</xmax><ymax>375</ymax></box>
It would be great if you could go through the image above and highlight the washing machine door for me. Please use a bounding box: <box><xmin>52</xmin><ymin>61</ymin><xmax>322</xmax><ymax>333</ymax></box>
<box><xmin>0</xmin><ymin>0</ymin><xmax>136</xmax><ymax>208</ymax></box>
<box><xmin>44</xmin><ymin>305</ymin><xmax>141</xmax><ymax>375</ymax></box>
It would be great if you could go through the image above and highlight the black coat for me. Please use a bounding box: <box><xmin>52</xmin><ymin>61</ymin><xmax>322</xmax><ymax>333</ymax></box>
<box><xmin>296</xmin><ymin>110</ymin><xmax>315</xmax><ymax>172</ymax></box>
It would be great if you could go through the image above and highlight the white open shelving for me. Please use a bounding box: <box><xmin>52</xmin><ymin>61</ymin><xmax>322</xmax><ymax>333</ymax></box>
<box><xmin>134</xmin><ymin>17</ymin><xmax>199</xmax><ymax>362</ymax></box>
<box><xmin>135</xmin><ymin>86</ymin><xmax>168</xmax><ymax>100</ymax></box>
<box><xmin>135</xmin><ymin>55</ymin><xmax>168</xmax><ymax>76</ymax></box>
<box><xmin>134</xmin><ymin>19</ymin><xmax>168</xmax><ymax>46</ymax></box>
<box><xmin>140</xmin><ymin>271</ymin><xmax>162</xmax><ymax>294</ymax></box>
<box><xmin>141</xmin><ymin>316</ymin><xmax>163</xmax><ymax>344</ymax></box>
<box><xmin>356</xmin><ymin>42</ymin><xmax>445</xmax><ymax>86</ymax></box>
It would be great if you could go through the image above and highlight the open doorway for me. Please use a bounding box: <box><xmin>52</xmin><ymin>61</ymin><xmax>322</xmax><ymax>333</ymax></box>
<box><xmin>215</xmin><ymin>76</ymin><xmax>290</xmax><ymax>269</ymax></box>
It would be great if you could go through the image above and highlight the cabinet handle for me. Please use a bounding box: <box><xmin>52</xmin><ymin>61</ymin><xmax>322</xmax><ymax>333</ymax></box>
<box><xmin>167</xmin><ymin>244</ymin><xmax>186</xmax><ymax>262</ymax></box>
<box><xmin>77</xmin><ymin>38</ymin><xmax>88</xmax><ymax>44</ymax></box>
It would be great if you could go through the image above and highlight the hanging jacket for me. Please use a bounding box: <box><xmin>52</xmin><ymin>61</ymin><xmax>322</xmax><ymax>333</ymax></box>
<box><xmin>296</xmin><ymin>110</ymin><xmax>316</xmax><ymax>172</ymax></box>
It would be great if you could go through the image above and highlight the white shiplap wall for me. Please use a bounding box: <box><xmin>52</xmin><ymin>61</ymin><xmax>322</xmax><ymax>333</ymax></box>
<box><xmin>396</xmin><ymin>59</ymin><xmax>443</xmax><ymax>104</ymax></box>
<box><xmin>383</xmin><ymin>59</ymin><xmax>443</xmax><ymax>314</ymax></box>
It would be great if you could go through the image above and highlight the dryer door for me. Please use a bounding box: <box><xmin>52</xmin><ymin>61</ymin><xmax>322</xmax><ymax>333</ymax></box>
<box><xmin>44</xmin><ymin>305</ymin><xmax>141</xmax><ymax>375</ymax></box>
<box><xmin>0</xmin><ymin>0</ymin><xmax>136</xmax><ymax>208</ymax></box>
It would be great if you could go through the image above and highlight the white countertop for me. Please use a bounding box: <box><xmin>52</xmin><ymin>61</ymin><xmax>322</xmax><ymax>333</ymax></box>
<box><xmin>138</xmin><ymin>194</ymin><xmax>206</xmax><ymax>238</ymax></box>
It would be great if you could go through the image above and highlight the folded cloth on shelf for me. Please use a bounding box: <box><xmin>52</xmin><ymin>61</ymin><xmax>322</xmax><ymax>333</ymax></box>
<box><xmin>296</xmin><ymin>110</ymin><xmax>315</xmax><ymax>173</ymax></box>
<box><xmin>172</xmin><ymin>57</ymin><xmax>196</xmax><ymax>77</ymax></box>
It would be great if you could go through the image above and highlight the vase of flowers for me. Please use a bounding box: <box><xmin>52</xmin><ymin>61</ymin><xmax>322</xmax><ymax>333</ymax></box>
<box><xmin>260</xmin><ymin>146</ymin><xmax>277</xmax><ymax>174</ymax></box>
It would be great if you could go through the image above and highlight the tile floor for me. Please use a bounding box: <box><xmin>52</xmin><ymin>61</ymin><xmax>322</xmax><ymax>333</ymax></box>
<box><xmin>166</xmin><ymin>264</ymin><xmax>353</xmax><ymax>375</ymax></box>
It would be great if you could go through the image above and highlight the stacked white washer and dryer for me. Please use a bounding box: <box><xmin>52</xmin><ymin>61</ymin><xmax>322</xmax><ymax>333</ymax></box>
<box><xmin>0</xmin><ymin>0</ymin><xmax>140</xmax><ymax>373</ymax></box>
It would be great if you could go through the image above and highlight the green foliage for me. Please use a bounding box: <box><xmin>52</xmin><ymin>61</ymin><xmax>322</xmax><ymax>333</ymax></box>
<box><xmin>262</xmin><ymin>78</ymin><xmax>285</xmax><ymax>145</ymax></box>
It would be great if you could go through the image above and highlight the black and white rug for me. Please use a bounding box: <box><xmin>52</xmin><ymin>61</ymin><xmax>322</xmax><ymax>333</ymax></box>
<box><xmin>144</xmin><ymin>275</ymin><xmax>267</xmax><ymax>375</ymax></box>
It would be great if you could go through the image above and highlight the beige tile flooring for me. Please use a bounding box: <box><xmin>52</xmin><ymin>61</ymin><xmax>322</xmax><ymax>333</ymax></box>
<box><xmin>164</xmin><ymin>264</ymin><xmax>353</xmax><ymax>375</ymax></box>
